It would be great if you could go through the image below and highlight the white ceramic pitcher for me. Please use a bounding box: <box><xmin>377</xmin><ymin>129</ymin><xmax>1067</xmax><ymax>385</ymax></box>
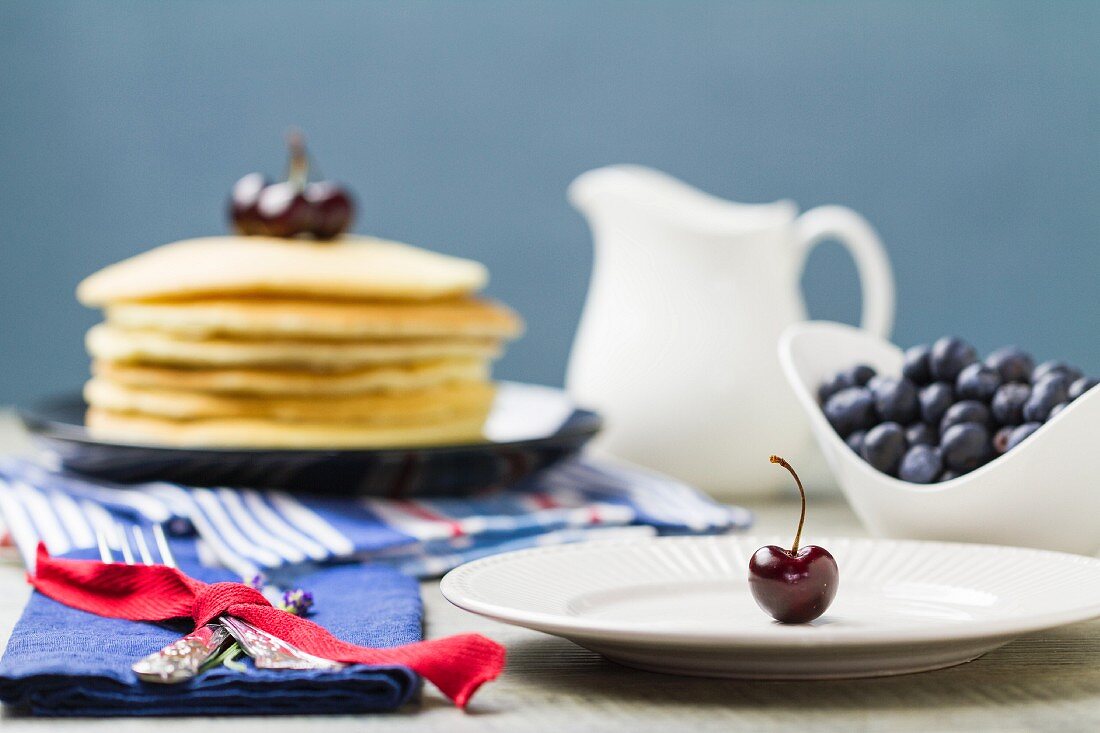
<box><xmin>566</xmin><ymin>165</ymin><xmax>895</xmax><ymax>498</ymax></box>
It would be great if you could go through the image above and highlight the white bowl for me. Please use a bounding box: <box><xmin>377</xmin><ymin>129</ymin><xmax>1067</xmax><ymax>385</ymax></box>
<box><xmin>778</xmin><ymin>321</ymin><xmax>1100</xmax><ymax>556</ymax></box>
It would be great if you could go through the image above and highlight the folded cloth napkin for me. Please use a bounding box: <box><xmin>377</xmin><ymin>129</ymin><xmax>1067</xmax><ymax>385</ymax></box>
<box><xmin>0</xmin><ymin>537</ymin><xmax>436</xmax><ymax>715</ymax></box>
<box><xmin>0</xmin><ymin>456</ymin><xmax>751</xmax><ymax>578</ymax></box>
<box><xmin>0</xmin><ymin>453</ymin><xmax>748</xmax><ymax>716</ymax></box>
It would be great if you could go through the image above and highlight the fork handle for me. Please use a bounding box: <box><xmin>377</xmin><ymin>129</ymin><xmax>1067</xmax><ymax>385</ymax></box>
<box><xmin>132</xmin><ymin>623</ymin><xmax>232</xmax><ymax>683</ymax></box>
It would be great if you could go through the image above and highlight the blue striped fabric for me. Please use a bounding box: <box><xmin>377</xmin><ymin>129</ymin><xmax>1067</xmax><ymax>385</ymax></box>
<box><xmin>0</xmin><ymin>456</ymin><xmax>751</xmax><ymax>579</ymax></box>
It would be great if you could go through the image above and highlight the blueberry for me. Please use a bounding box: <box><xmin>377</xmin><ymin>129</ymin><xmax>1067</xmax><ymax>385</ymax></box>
<box><xmin>1048</xmin><ymin>402</ymin><xmax>1069</xmax><ymax>419</ymax></box>
<box><xmin>984</xmin><ymin>346</ymin><xmax>1034</xmax><ymax>384</ymax></box>
<box><xmin>938</xmin><ymin>469</ymin><xmax>962</xmax><ymax>482</ymax></box>
<box><xmin>898</xmin><ymin>445</ymin><xmax>943</xmax><ymax>484</ymax></box>
<box><xmin>940</xmin><ymin>400</ymin><xmax>992</xmax><ymax>433</ymax></box>
<box><xmin>990</xmin><ymin>383</ymin><xmax>1030</xmax><ymax>425</ymax></box>
<box><xmin>902</xmin><ymin>344</ymin><xmax>933</xmax><ymax>385</ymax></box>
<box><xmin>955</xmin><ymin>363</ymin><xmax>1001</xmax><ymax>403</ymax></box>
<box><xmin>1005</xmin><ymin>422</ymin><xmax>1042</xmax><ymax>451</ymax></box>
<box><xmin>866</xmin><ymin>374</ymin><xmax>888</xmax><ymax>392</ymax></box>
<box><xmin>846</xmin><ymin>364</ymin><xmax>876</xmax><ymax>387</ymax></box>
<box><xmin>820</xmin><ymin>366</ymin><xmax>877</xmax><ymax>403</ymax></box>
<box><xmin>1039</xmin><ymin>373</ymin><xmax>1070</xmax><ymax>399</ymax></box>
<box><xmin>919</xmin><ymin>382</ymin><xmax>954</xmax><ymax>425</ymax></box>
<box><xmin>818</xmin><ymin>371</ymin><xmax>854</xmax><ymax>403</ymax></box>
<box><xmin>1069</xmin><ymin>377</ymin><xmax>1098</xmax><ymax>401</ymax></box>
<box><xmin>1032</xmin><ymin>360</ymin><xmax>1082</xmax><ymax>385</ymax></box>
<box><xmin>823</xmin><ymin>387</ymin><xmax>877</xmax><ymax>437</ymax></box>
<box><xmin>871</xmin><ymin>377</ymin><xmax>919</xmax><ymax>424</ymax></box>
<box><xmin>905</xmin><ymin>422</ymin><xmax>937</xmax><ymax>447</ymax></box>
<box><xmin>1022</xmin><ymin>374</ymin><xmax>1070</xmax><ymax>422</ymax></box>
<box><xmin>845</xmin><ymin>430</ymin><xmax>867</xmax><ymax>454</ymax></box>
<box><xmin>940</xmin><ymin>423</ymin><xmax>990</xmax><ymax>472</ymax></box>
<box><xmin>860</xmin><ymin>422</ymin><xmax>907</xmax><ymax>476</ymax></box>
<box><xmin>930</xmin><ymin>337</ymin><xmax>978</xmax><ymax>382</ymax></box>
<box><xmin>993</xmin><ymin>425</ymin><xmax>1014</xmax><ymax>454</ymax></box>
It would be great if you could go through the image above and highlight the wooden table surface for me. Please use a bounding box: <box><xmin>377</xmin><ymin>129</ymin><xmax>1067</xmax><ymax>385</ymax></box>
<box><xmin>0</xmin><ymin>414</ymin><xmax>1097</xmax><ymax>732</ymax></box>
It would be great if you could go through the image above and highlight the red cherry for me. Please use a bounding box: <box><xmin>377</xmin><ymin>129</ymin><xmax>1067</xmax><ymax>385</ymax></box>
<box><xmin>749</xmin><ymin>545</ymin><xmax>838</xmax><ymax>624</ymax></box>
<box><xmin>748</xmin><ymin>456</ymin><xmax>839</xmax><ymax>623</ymax></box>
<box><xmin>226</xmin><ymin>131</ymin><xmax>357</xmax><ymax>241</ymax></box>
<box><xmin>229</xmin><ymin>172</ymin><xmax>269</xmax><ymax>235</ymax></box>
<box><xmin>255</xmin><ymin>182</ymin><xmax>313</xmax><ymax>238</ymax></box>
<box><xmin>306</xmin><ymin>181</ymin><xmax>354</xmax><ymax>239</ymax></box>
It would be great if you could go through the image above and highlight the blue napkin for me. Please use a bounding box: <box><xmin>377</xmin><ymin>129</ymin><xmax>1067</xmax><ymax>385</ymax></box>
<box><xmin>0</xmin><ymin>540</ymin><xmax>423</xmax><ymax>716</ymax></box>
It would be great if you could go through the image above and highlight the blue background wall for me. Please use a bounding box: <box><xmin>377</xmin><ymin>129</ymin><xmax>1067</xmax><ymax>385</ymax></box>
<box><xmin>1</xmin><ymin>1</ymin><xmax>1097</xmax><ymax>404</ymax></box>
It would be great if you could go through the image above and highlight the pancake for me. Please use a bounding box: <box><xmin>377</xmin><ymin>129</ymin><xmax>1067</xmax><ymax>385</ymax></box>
<box><xmin>87</xmin><ymin>324</ymin><xmax>502</xmax><ymax>369</ymax></box>
<box><xmin>76</xmin><ymin>235</ymin><xmax>488</xmax><ymax>306</ymax></box>
<box><xmin>104</xmin><ymin>297</ymin><xmax>523</xmax><ymax>341</ymax></box>
<box><xmin>86</xmin><ymin>408</ymin><xmax>490</xmax><ymax>449</ymax></box>
<box><xmin>84</xmin><ymin>378</ymin><xmax>496</xmax><ymax>423</ymax></box>
<box><xmin>92</xmin><ymin>358</ymin><xmax>490</xmax><ymax>396</ymax></box>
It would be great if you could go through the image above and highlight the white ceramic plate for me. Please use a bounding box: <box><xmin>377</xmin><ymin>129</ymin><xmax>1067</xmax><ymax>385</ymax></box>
<box><xmin>441</xmin><ymin>535</ymin><xmax>1100</xmax><ymax>679</ymax></box>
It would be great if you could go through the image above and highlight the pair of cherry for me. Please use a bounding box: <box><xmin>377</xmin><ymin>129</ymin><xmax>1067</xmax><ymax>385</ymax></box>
<box><xmin>230</xmin><ymin>133</ymin><xmax>354</xmax><ymax>240</ymax></box>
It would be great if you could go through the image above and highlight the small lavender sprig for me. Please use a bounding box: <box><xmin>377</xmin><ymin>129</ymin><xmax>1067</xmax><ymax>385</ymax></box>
<box><xmin>279</xmin><ymin>588</ymin><xmax>314</xmax><ymax>616</ymax></box>
<box><xmin>206</xmin><ymin>574</ymin><xmax>315</xmax><ymax>672</ymax></box>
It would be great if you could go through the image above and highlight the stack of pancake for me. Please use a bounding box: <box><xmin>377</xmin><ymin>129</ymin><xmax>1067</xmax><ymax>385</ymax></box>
<box><xmin>76</xmin><ymin>235</ymin><xmax>522</xmax><ymax>448</ymax></box>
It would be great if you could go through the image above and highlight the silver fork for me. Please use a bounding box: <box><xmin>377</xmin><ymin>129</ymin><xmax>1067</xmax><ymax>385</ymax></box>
<box><xmin>95</xmin><ymin>522</ymin><xmax>343</xmax><ymax>683</ymax></box>
<box><xmin>97</xmin><ymin>523</ymin><xmax>233</xmax><ymax>683</ymax></box>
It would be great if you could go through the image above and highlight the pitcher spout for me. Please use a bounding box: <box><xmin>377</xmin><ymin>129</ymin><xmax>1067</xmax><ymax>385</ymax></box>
<box><xmin>568</xmin><ymin>165</ymin><xmax>797</xmax><ymax>239</ymax></box>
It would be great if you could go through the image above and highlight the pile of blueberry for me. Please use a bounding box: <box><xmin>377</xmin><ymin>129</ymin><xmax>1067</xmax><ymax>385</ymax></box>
<box><xmin>819</xmin><ymin>337</ymin><xmax>1097</xmax><ymax>484</ymax></box>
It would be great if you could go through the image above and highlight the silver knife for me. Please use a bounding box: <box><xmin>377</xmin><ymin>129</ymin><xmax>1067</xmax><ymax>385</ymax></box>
<box><xmin>219</xmin><ymin>615</ymin><xmax>345</xmax><ymax>671</ymax></box>
<box><xmin>132</xmin><ymin>623</ymin><xmax>233</xmax><ymax>683</ymax></box>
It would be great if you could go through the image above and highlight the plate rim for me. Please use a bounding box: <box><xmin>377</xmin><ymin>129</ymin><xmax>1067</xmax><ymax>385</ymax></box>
<box><xmin>19</xmin><ymin>380</ymin><xmax>602</xmax><ymax>457</ymax></box>
<box><xmin>440</xmin><ymin>534</ymin><xmax>1100</xmax><ymax>648</ymax></box>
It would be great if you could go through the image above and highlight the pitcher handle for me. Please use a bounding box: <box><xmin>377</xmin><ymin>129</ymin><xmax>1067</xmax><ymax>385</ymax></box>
<box><xmin>793</xmin><ymin>205</ymin><xmax>896</xmax><ymax>338</ymax></box>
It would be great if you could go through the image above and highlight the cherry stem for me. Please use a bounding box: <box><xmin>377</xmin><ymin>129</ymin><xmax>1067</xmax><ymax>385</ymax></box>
<box><xmin>286</xmin><ymin>129</ymin><xmax>309</xmax><ymax>192</ymax></box>
<box><xmin>770</xmin><ymin>455</ymin><xmax>805</xmax><ymax>554</ymax></box>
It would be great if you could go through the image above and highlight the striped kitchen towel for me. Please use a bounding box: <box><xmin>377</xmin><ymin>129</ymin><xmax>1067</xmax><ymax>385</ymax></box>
<box><xmin>0</xmin><ymin>455</ymin><xmax>751</xmax><ymax>579</ymax></box>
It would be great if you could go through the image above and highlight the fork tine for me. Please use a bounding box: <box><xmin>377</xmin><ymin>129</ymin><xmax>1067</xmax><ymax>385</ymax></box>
<box><xmin>114</xmin><ymin>522</ymin><xmax>135</xmax><ymax>565</ymax></box>
<box><xmin>153</xmin><ymin>524</ymin><xmax>177</xmax><ymax>569</ymax></box>
<box><xmin>94</xmin><ymin>524</ymin><xmax>113</xmax><ymax>563</ymax></box>
<box><xmin>132</xmin><ymin>525</ymin><xmax>154</xmax><ymax>565</ymax></box>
